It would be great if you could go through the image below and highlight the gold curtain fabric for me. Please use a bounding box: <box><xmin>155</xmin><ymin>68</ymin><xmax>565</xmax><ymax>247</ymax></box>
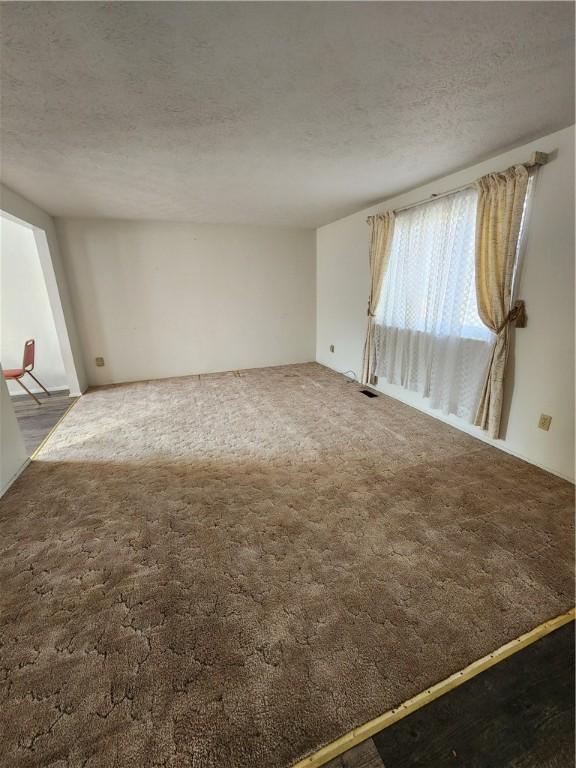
<box><xmin>361</xmin><ymin>211</ymin><xmax>395</xmax><ymax>384</ymax></box>
<box><xmin>474</xmin><ymin>165</ymin><xmax>530</xmax><ymax>438</ymax></box>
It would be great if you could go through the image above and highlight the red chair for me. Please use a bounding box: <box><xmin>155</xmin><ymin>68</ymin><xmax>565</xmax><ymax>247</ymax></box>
<box><xmin>3</xmin><ymin>339</ymin><xmax>51</xmax><ymax>406</ymax></box>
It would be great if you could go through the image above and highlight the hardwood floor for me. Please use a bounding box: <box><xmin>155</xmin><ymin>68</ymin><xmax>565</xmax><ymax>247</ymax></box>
<box><xmin>331</xmin><ymin>623</ymin><xmax>574</xmax><ymax>768</ymax></box>
<box><xmin>10</xmin><ymin>390</ymin><xmax>79</xmax><ymax>454</ymax></box>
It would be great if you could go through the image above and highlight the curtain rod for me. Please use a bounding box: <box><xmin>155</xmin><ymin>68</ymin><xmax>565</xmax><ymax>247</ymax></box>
<box><xmin>369</xmin><ymin>151</ymin><xmax>550</xmax><ymax>219</ymax></box>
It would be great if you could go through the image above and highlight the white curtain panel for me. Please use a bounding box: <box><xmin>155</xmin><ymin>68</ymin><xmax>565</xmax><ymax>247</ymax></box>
<box><xmin>374</xmin><ymin>188</ymin><xmax>494</xmax><ymax>422</ymax></box>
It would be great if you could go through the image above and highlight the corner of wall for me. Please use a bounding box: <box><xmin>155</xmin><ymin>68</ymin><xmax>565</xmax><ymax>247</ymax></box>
<box><xmin>0</xmin><ymin>371</ymin><xmax>29</xmax><ymax>496</ymax></box>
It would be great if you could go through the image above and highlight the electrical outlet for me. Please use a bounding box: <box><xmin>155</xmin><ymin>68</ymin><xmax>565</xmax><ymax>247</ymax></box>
<box><xmin>95</xmin><ymin>356</ymin><xmax>105</xmax><ymax>367</ymax></box>
<box><xmin>538</xmin><ymin>414</ymin><xmax>552</xmax><ymax>431</ymax></box>
<box><xmin>329</xmin><ymin>344</ymin><xmax>335</xmax><ymax>353</ymax></box>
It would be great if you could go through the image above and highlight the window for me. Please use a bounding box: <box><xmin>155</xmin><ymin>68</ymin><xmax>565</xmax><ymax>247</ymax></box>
<box><xmin>376</xmin><ymin>187</ymin><xmax>490</xmax><ymax>341</ymax></box>
<box><xmin>373</xmin><ymin>187</ymin><xmax>495</xmax><ymax>422</ymax></box>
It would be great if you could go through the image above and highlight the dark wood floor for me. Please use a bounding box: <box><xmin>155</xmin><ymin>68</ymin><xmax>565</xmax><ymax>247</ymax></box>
<box><xmin>11</xmin><ymin>390</ymin><xmax>79</xmax><ymax>454</ymax></box>
<box><xmin>325</xmin><ymin>739</ymin><xmax>385</xmax><ymax>767</ymax></box>
<box><xmin>328</xmin><ymin>623</ymin><xmax>575</xmax><ymax>768</ymax></box>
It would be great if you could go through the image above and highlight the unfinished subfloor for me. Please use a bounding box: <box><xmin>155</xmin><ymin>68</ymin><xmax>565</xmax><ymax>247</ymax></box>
<box><xmin>0</xmin><ymin>363</ymin><xmax>573</xmax><ymax>768</ymax></box>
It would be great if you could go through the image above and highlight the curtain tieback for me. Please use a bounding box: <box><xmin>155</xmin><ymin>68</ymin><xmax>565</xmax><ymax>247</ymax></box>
<box><xmin>495</xmin><ymin>300</ymin><xmax>526</xmax><ymax>334</ymax></box>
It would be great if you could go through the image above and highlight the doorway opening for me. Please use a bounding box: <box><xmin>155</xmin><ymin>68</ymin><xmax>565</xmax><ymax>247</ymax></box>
<box><xmin>1</xmin><ymin>212</ymin><xmax>80</xmax><ymax>458</ymax></box>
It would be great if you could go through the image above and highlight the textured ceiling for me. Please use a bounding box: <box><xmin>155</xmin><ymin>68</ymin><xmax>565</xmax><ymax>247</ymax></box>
<box><xmin>0</xmin><ymin>2</ymin><xmax>574</xmax><ymax>227</ymax></box>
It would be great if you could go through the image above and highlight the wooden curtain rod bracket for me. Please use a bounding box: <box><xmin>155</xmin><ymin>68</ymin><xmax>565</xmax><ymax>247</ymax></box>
<box><xmin>529</xmin><ymin>151</ymin><xmax>549</xmax><ymax>166</ymax></box>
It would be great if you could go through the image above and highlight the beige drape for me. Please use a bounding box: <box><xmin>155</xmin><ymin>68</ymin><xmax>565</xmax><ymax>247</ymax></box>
<box><xmin>474</xmin><ymin>165</ymin><xmax>529</xmax><ymax>438</ymax></box>
<box><xmin>361</xmin><ymin>211</ymin><xmax>395</xmax><ymax>384</ymax></box>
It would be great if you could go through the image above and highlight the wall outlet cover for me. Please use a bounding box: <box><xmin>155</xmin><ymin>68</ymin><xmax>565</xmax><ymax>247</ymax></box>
<box><xmin>538</xmin><ymin>414</ymin><xmax>552</xmax><ymax>431</ymax></box>
<box><xmin>329</xmin><ymin>344</ymin><xmax>335</xmax><ymax>353</ymax></box>
<box><xmin>95</xmin><ymin>357</ymin><xmax>105</xmax><ymax>367</ymax></box>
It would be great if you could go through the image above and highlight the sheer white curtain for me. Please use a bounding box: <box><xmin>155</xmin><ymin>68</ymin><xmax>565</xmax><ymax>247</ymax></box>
<box><xmin>373</xmin><ymin>187</ymin><xmax>495</xmax><ymax>422</ymax></box>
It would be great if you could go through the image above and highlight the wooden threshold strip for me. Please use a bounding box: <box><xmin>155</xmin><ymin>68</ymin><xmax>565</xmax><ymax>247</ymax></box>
<box><xmin>292</xmin><ymin>607</ymin><xmax>575</xmax><ymax>768</ymax></box>
<box><xmin>30</xmin><ymin>396</ymin><xmax>81</xmax><ymax>460</ymax></box>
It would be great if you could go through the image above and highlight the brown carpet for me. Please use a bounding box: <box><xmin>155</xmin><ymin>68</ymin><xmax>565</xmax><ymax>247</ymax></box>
<box><xmin>0</xmin><ymin>363</ymin><xmax>573</xmax><ymax>768</ymax></box>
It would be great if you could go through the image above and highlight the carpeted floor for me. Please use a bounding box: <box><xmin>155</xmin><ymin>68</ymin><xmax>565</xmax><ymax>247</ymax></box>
<box><xmin>0</xmin><ymin>363</ymin><xmax>573</xmax><ymax>768</ymax></box>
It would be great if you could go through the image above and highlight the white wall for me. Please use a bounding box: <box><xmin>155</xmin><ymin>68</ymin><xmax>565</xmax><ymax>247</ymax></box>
<box><xmin>1</xmin><ymin>216</ymin><xmax>68</xmax><ymax>395</ymax></box>
<box><xmin>0</xmin><ymin>366</ymin><xmax>28</xmax><ymax>495</ymax></box>
<box><xmin>56</xmin><ymin>220</ymin><xmax>316</xmax><ymax>385</ymax></box>
<box><xmin>0</xmin><ymin>184</ymin><xmax>87</xmax><ymax>394</ymax></box>
<box><xmin>317</xmin><ymin>125</ymin><xmax>575</xmax><ymax>481</ymax></box>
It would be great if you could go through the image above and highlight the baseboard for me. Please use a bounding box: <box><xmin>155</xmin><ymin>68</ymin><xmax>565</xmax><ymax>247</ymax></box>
<box><xmin>319</xmin><ymin>362</ymin><xmax>574</xmax><ymax>483</ymax></box>
<box><xmin>0</xmin><ymin>458</ymin><xmax>30</xmax><ymax>497</ymax></box>
<box><xmin>84</xmin><ymin>360</ymin><xmax>318</xmax><ymax>390</ymax></box>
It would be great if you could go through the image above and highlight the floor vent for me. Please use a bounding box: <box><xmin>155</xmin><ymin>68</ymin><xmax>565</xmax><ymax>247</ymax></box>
<box><xmin>360</xmin><ymin>389</ymin><xmax>378</xmax><ymax>398</ymax></box>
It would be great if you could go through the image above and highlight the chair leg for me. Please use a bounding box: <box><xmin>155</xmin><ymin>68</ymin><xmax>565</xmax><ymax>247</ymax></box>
<box><xmin>15</xmin><ymin>377</ymin><xmax>42</xmax><ymax>405</ymax></box>
<box><xmin>26</xmin><ymin>372</ymin><xmax>51</xmax><ymax>397</ymax></box>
